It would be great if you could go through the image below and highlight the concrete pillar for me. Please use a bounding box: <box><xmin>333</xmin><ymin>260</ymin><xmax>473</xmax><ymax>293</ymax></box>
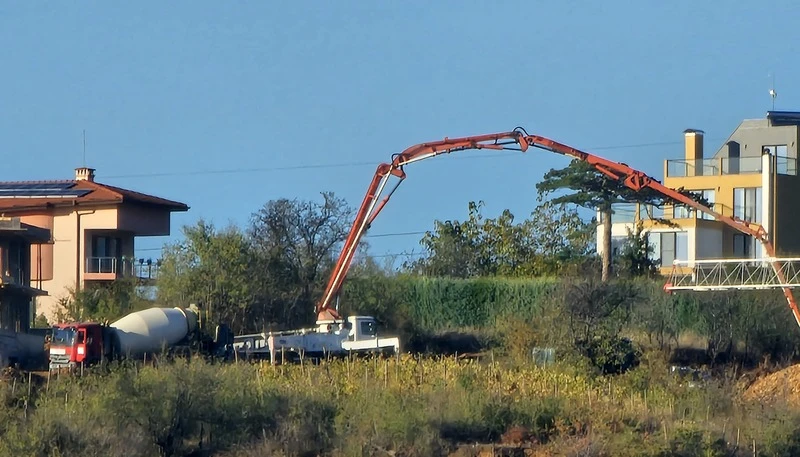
<box><xmin>762</xmin><ymin>148</ymin><xmax>774</xmax><ymax>258</ymax></box>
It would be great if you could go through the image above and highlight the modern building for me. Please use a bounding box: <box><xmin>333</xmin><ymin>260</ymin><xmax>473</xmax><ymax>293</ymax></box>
<box><xmin>598</xmin><ymin>111</ymin><xmax>800</xmax><ymax>273</ymax></box>
<box><xmin>0</xmin><ymin>167</ymin><xmax>188</xmax><ymax>320</ymax></box>
<box><xmin>0</xmin><ymin>217</ymin><xmax>51</xmax><ymax>332</ymax></box>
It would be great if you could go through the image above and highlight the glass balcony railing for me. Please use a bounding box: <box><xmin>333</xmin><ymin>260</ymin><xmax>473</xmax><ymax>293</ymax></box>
<box><xmin>666</xmin><ymin>156</ymin><xmax>798</xmax><ymax>177</ymax></box>
<box><xmin>599</xmin><ymin>203</ymin><xmax>665</xmax><ymax>223</ymax></box>
<box><xmin>85</xmin><ymin>257</ymin><xmax>161</xmax><ymax>279</ymax></box>
<box><xmin>600</xmin><ymin>202</ymin><xmax>734</xmax><ymax>224</ymax></box>
<box><xmin>777</xmin><ymin>156</ymin><xmax>798</xmax><ymax>175</ymax></box>
<box><xmin>0</xmin><ymin>267</ymin><xmax>25</xmax><ymax>287</ymax></box>
<box><xmin>611</xmin><ymin>203</ymin><xmax>637</xmax><ymax>223</ymax></box>
<box><xmin>666</xmin><ymin>157</ymin><xmax>763</xmax><ymax>177</ymax></box>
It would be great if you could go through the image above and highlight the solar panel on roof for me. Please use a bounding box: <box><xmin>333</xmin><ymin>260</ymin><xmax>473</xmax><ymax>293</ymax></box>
<box><xmin>0</xmin><ymin>188</ymin><xmax>90</xmax><ymax>198</ymax></box>
<box><xmin>0</xmin><ymin>182</ymin><xmax>74</xmax><ymax>191</ymax></box>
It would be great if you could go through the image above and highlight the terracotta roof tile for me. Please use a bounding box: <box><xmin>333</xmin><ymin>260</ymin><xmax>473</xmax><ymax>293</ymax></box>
<box><xmin>0</xmin><ymin>179</ymin><xmax>188</xmax><ymax>216</ymax></box>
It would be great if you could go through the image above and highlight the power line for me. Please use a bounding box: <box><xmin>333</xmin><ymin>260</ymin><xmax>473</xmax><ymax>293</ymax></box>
<box><xmin>103</xmin><ymin>138</ymin><xmax>706</xmax><ymax>180</ymax></box>
<box><xmin>359</xmin><ymin>252</ymin><xmax>426</xmax><ymax>259</ymax></box>
<box><xmin>132</xmin><ymin>230</ymin><xmax>430</xmax><ymax>253</ymax></box>
<box><xmin>364</xmin><ymin>230</ymin><xmax>426</xmax><ymax>238</ymax></box>
<box><xmin>131</xmin><ymin>248</ymin><xmax>427</xmax><ymax>259</ymax></box>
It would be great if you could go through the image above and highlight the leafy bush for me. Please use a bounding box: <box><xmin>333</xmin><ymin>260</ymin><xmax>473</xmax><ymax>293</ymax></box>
<box><xmin>576</xmin><ymin>335</ymin><xmax>641</xmax><ymax>375</ymax></box>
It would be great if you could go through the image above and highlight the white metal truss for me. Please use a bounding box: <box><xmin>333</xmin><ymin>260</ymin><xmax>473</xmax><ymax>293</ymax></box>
<box><xmin>666</xmin><ymin>257</ymin><xmax>800</xmax><ymax>291</ymax></box>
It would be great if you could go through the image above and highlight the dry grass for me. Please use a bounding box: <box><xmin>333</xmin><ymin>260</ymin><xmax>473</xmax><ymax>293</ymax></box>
<box><xmin>1</xmin><ymin>353</ymin><xmax>799</xmax><ymax>456</ymax></box>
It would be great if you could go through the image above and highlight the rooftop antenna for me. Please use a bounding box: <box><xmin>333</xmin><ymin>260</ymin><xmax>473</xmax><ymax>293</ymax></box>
<box><xmin>769</xmin><ymin>72</ymin><xmax>777</xmax><ymax>111</ymax></box>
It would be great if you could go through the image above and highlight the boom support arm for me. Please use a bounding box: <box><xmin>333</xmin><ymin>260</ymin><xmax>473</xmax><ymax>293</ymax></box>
<box><xmin>316</xmin><ymin>133</ymin><xmax>518</xmax><ymax>320</ymax></box>
<box><xmin>316</xmin><ymin>127</ymin><xmax>800</xmax><ymax>329</ymax></box>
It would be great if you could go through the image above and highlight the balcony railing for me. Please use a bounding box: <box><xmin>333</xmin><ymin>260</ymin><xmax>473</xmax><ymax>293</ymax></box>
<box><xmin>85</xmin><ymin>257</ymin><xmax>161</xmax><ymax>280</ymax></box>
<box><xmin>666</xmin><ymin>157</ymin><xmax>763</xmax><ymax>177</ymax></box>
<box><xmin>601</xmin><ymin>202</ymin><xmax>735</xmax><ymax>224</ymax></box>
<box><xmin>666</xmin><ymin>156</ymin><xmax>798</xmax><ymax>177</ymax></box>
<box><xmin>777</xmin><ymin>156</ymin><xmax>799</xmax><ymax>175</ymax></box>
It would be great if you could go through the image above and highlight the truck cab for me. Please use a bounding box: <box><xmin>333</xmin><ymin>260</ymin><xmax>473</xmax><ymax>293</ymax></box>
<box><xmin>345</xmin><ymin>316</ymin><xmax>378</xmax><ymax>341</ymax></box>
<box><xmin>49</xmin><ymin>322</ymin><xmax>107</xmax><ymax>369</ymax></box>
<box><xmin>340</xmin><ymin>315</ymin><xmax>400</xmax><ymax>355</ymax></box>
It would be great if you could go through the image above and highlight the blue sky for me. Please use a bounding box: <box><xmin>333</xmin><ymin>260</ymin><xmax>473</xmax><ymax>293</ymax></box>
<box><xmin>3</xmin><ymin>1</ymin><xmax>800</xmax><ymax>265</ymax></box>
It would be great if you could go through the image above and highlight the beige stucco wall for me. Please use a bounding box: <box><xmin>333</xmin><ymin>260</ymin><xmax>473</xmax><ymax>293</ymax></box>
<box><xmin>26</xmin><ymin>202</ymin><xmax>177</xmax><ymax>321</ymax></box>
<box><xmin>30</xmin><ymin>210</ymin><xmax>80</xmax><ymax>319</ymax></box>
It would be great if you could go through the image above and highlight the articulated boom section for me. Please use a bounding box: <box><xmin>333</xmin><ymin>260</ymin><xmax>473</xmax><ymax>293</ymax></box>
<box><xmin>667</xmin><ymin>258</ymin><xmax>800</xmax><ymax>291</ymax></box>
<box><xmin>316</xmin><ymin>132</ymin><xmax>524</xmax><ymax>321</ymax></box>
<box><xmin>316</xmin><ymin>127</ymin><xmax>800</xmax><ymax>331</ymax></box>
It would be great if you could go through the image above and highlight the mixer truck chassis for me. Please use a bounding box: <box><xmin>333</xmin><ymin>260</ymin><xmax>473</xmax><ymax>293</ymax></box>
<box><xmin>232</xmin><ymin>315</ymin><xmax>400</xmax><ymax>364</ymax></box>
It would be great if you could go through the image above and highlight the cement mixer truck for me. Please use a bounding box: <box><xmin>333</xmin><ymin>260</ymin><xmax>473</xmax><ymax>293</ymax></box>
<box><xmin>48</xmin><ymin>305</ymin><xmax>231</xmax><ymax>370</ymax></box>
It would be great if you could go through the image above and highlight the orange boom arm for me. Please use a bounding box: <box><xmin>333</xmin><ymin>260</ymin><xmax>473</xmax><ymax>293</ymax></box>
<box><xmin>315</xmin><ymin>127</ymin><xmax>800</xmax><ymax>329</ymax></box>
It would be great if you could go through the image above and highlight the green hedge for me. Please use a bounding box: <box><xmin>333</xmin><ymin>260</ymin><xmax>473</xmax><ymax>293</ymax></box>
<box><xmin>340</xmin><ymin>275</ymin><xmax>800</xmax><ymax>360</ymax></box>
<box><xmin>340</xmin><ymin>275</ymin><xmax>560</xmax><ymax>330</ymax></box>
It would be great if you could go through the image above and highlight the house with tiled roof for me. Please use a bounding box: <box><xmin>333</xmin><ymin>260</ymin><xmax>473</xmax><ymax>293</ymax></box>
<box><xmin>0</xmin><ymin>167</ymin><xmax>188</xmax><ymax>320</ymax></box>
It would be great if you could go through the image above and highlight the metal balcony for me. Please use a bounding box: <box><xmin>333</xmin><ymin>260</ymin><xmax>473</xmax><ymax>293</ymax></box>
<box><xmin>85</xmin><ymin>257</ymin><xmax>161</xmax><ymax>280</ymax></box>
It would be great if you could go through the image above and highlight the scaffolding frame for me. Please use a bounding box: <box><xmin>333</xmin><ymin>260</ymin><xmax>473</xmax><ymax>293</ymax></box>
<box><xmin>666</xmin><ymin>257</ymin><xmax>800</xmax><ymax>291</ymax></box>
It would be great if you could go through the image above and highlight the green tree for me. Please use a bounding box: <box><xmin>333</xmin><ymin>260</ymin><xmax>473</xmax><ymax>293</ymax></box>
<box><xmin>407</xmin><ymin>199</ymin><xmax>597</xmax><ymax>278</ymax></box>
<box><xmin>523</xmin><ymin>199</ymin><xmax>597</xmax><ymax>275</ymax></box>
<box><xmin>156</xmin><ymin>219</ymin><xmax>256</xmax><ymax>333</ymax></box>
<box><xmin>248</xmin><ymin>191</ymin><xmax>355</xmax><ymax>327</ymax></box>
<box><xmin>562</xmin><ymin>278</ymin><xmax>642</xmax><ymax>374</ymax></box>
<box><xmin>405</xmin><ymin>201</ymin><xmax>493</xmax><ymax>278</ymax></box>
<box><xmin>54</xmin><ymin>277</ymin><xmax>153</xmax><ymax>324</ymax></box>
<box><xmin>536</xmin><ymin>161</ymin><xmax>635</xmax><ymax>282</ymax></box>
<box><xmin>615</xmin><ymin>222</ymin><xmax>659</xmax><ymax>278</ymax></box>
<box><xmin>535</xmin><ymin>160</ymin><xmax>708</xmax><ymax>281</ymax></box>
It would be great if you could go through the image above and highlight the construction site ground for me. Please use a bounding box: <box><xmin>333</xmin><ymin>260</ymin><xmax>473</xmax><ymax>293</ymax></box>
<box><xmin>741</xmin><ymin>363</ymin><xmax>800</xmax><ymax>409</ymax></box>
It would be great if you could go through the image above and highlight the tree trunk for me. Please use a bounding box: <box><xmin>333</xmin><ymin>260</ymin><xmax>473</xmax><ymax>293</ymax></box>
<box><xmin>601</xmin><ymin>207</ymin><xmax>612</xmax><ymax>282</ymax></box>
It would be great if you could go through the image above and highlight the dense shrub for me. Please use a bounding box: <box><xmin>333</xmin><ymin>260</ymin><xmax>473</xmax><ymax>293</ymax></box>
<box><xmin>576</xmin><ymin>335</ymin><xmax>641</xmax><ymax>375</ymax></box>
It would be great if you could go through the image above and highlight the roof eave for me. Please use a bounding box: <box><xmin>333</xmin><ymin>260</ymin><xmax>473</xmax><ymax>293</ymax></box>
<box><xmin>0</xmin><ymin>199</ymin><xmax>190</xmax><ymax>216</ymax></box>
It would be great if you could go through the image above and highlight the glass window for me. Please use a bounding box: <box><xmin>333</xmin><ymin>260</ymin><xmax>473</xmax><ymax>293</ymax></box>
<box><xmin>660</xmin><ymin>233</ymin><xmax>676</xmax><ymax>266</ymax></box>
<box><xmin>733</xmin><ymin>234</ymin><xmax>758</xmax><ymax>259</ymax></box>
<box><xmin>610</xmin><ymin>203</ymin><xmax>637</xmax><ymax>223</ymax></box>
<box><xmin>763</xmin><ymin>144</ymin><xmax>788</xmax><ymax>157</ymax></box>
<box><xmin>658</xmin><ymin>232</ymin><xmax>688</xmax><ymax>266</ymax></box>
<box><xmin>611</xmin><ymin>235</ymin><xmax>627</xmax><ymax>257</ymax></box>
<box><xmin>360</xmin><ymin>320</ymin><xmax>376</xmax><ymax>338</ymax></box>
<box><xmin>675</xmin><ymin>232</ymin><xmax>688</xmax><ymax>261</ymax></box>
<box><xmin>52</xmin><ymin>328</ymin><xmax>77</xmax><ymax>345</ymax></box>
<box><xmin>92</xmin><ymin>236</ymin><xmax>122</xmax><ymax>258</ymax></box>
<box><xmin>697</xmin><ymin>190</ymin><xmax>715</xmax><ymax>220</ymax></box>
<box><xmin>733</xmin><ymin>187</ymin><xmax>761</xmax><ymax>223</ymax></box>
<box><xmin>673</xmin><ymin>204</ymin><xmax>691</xmax><ymax>219</ymax></box>
<box><xmin>764</xmin><ymin>144</ymin><xmax>797</xmax><ymax>175</ymax></box>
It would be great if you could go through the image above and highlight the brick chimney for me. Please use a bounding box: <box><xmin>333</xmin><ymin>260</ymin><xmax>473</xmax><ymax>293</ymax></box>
<box><xmin>75</xmin><ymin>167</ymin><xmax>96</xmax><ymax>182</ymax></box>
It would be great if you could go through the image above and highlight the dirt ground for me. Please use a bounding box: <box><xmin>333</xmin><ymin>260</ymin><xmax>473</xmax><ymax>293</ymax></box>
<box><xmin>741</xmin><ymin>364</ymin><xmax>800</xmax><ymax>409</ymax></box>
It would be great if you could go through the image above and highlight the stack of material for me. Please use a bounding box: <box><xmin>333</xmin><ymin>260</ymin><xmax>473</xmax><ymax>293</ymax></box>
<box><xmin>742</xmin><ymin>364</ymin><xmax>800</xmax><ymax>408</ymax></box>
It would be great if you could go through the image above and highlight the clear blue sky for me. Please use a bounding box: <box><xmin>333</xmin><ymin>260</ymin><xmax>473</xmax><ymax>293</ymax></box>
<box><xmin>3</xmin><ymin>2</ymin><xmax>799</xmax><ymax>264</ymax></box>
